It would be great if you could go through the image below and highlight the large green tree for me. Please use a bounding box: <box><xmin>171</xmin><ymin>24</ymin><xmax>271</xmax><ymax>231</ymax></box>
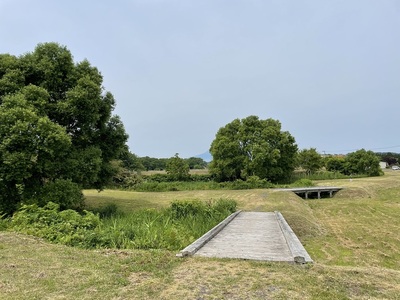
<box><xmin>186</xmin><ymin>157</ymin><xmax>208</xmax><ymax>169</ymax></box>
<box><xmin>375</xmin><ymin>152</ymin><xmax>399</xmax><ymax>166</ymax></box>
<box><xmin>344</xmin><ymin>149</ymin><xmax>382</xmax><ymax>176</ymax></box>
<box><xmin>325</xmin><ymin>156</ymin><xmax>346</xmax><ymax>173</ymax></box>
<box><xmin>297</xmin><ymin>148</ymin><xmax>323</xmax><ymax>174</ymax></box>
<box><xmin>0</xmin><ymin>43</ymin><xmax>128</xmax><ymax>214</ymax></box>
<box><xmin>209</xmin><ymin>115</ymin><xmax>298</xmax><ymax>183</ymax></box>
<box><xmin>139</xmin><ymin>156</ymin><xmax>167</xmax><ymax>171</ymax></box>
<box><xmin>166</xmin><ymin>153</ymin><xmax>190</xmax><ymax>181</ymax></box>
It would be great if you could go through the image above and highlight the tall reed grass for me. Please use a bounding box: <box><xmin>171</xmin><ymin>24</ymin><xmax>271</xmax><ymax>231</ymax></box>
<box><xmin>6</xmin><ymin>199</ymin><xmax>237</xmax><ymax>251</ymax></box>
<box><xmin>99</xmin><ymin>198</ymin><xmax>236</xmax><ymax>250</ymax></box>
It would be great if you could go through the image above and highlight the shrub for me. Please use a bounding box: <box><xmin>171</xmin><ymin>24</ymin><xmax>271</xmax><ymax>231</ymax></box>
<box><xmin>143</xmin><ymin>173</ymin><xmax>173</xmax><ymax>183</ymax></box>
<box><xmin>190</xmin><ymin>174</ymin><xmax>213</xmax><ymax>182</ymax></box>
<box><xmin>30</xmin><ymin>179</ymin><xmax>84</xmax><ymax>210</ymax></box>
<box><xmin>170</xmin><ymin>200</ymin><xmax>205</xmax><ymax>219</ymax></box>
<box><xmin>91</xmin><ymin>203</ymin><xmax>118</xmax><ymax>218</ymax></box>
<box><xmin>0</xmin><ymin>213</ymin><xmax>9</xmax><ymax>231</ymax></box>
<box><xmin>291</xmin><ymin>178</ymin><xmax>315</xmax><ymax>187</ymax></box>
<box><xmin>121</xmin><ymin>173</ymin><xmax>143</xmax><ymax>189</ymax></box>
<box><xmin>10</xmin><ymin>202</ymin><xmax>102</xmax><ymax>247</ymax></box>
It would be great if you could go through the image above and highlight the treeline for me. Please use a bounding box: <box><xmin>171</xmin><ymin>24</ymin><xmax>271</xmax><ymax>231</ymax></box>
<box><xmin>111</xmin><ymin>147</ymin><xmax>390</xmax><ymax>192</ymax></box>
<box><xmin>297</xmin><ymin>148</ymin><xmax>384</xmax><ymax>177</ymax></box>
<box><xmin>138</xmin><ymin>156</ymin><xmax>208</xmax><ymax>171</ymax></box>
<box><xmin>375</xmin><ymin>152</ymin><xmax>400</xmax><ymax>166</ymax></box>
<box><xmin>117</xmin><ymin>151</ymin><xmax>208</xmax><ymax>172</ymax></box>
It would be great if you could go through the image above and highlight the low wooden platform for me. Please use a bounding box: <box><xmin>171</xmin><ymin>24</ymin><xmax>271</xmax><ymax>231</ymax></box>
<box><xmin>177</xmin><ymin>211</ymin><xmax>312</xmax><ymax>263</ymax></box>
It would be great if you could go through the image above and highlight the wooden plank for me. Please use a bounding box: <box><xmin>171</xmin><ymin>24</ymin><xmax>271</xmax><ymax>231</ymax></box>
<box><xmin>194</xmin><ymin>212</ymin><xmax>295</xmax><ymax>262</ymax></box>
<box><xmin>176</xmin><ymin>210</ymin><xmax>241</xmax><ymax>257</ymax></box>
<box><xmin>275</xmin><ymin>211</ymin><xmax>313</xmax><ymax>263</ymax></box>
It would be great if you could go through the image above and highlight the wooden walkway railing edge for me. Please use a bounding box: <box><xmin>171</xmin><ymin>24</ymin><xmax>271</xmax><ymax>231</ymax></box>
<box><xmin>176</xmin><ymin>210</ymin><xmax>242</xmax><ymax>257</ymax></box>
<box><xmin>274</xmin><ymin>211</ymin><xmax>313</xmax><ymax>263</ymax></box>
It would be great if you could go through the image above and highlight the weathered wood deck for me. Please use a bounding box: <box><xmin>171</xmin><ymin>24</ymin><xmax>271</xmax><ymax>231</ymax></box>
<box><xmin>177</xmin><ymin>211</ymin><xmax>312</xmax><ymax>263</ymax></box>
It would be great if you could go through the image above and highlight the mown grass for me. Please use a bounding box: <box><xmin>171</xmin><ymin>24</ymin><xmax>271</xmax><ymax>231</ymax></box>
<box><xmin>1</xmin><ymin>170</ymin><xmax>400</xmax><ymax>299</ymax></box>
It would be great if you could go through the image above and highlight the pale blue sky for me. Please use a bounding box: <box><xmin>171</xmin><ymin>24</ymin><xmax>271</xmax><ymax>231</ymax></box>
<box><xmin>1</xmin><ymin>0</ymin><xmax>400</xmax><ymax>158</ymax></box>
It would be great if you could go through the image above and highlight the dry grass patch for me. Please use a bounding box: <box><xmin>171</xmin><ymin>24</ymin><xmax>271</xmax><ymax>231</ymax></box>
<box><xmin>159</xmin><ymin>258</ymin><xmax>400</xmax><ymax>299</ymax></box>
<box><xmin>1</xmin><ymin>231</ymin><xmax>399</xmax><ymax>299</ymax></box>
<box><xmin>0</xmin><ymin>232</ymin><xmax>180</xmax><ymax>300</ymax></box>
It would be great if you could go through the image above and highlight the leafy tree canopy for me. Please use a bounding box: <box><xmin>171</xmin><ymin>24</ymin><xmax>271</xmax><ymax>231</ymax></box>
<box><xmin>118</xmin><ymin>146</ymin><xmax>144</xmax><ymax>172</ymax></box>
<box><xmin>375</xmin><ymin>152</ymin><xmax>400</xmax><ymax>166</ymax></box>
<box><xmin>345</xmin><ymin>149</ymin><xmax>382</xmax><ymax>176</ymax></box>
<box><xmin>0</xmin><ymin>43</ymin><xmax>128</xmax><ymax>214</ymax></box>
<box><xmin>166</xmin><ymin>153</ymin><xmax>190</xmax><ymax>181</ymax></box>
<box><xmin>139</xmin><ymin>156</ymin><xmax>168</xmax><ymax>171</ymax></box>
<box><xmin>139</xmin><ymin>156</ymin><xmax>207</xmax><ymax>171</ymax></box>
<box><xmin>297</xmin><ymin>148</ymin><xmax>323</xmax><ymax>174</ymax></box>
<box><xmin>186</xmin><ymin>157</ymin><xmax>208</xmax><ymax>169</ymax></box>
<box><xmin>209</xmin><ymin>115</ymin><xmax>298</xmax><ymax>183</ymax></box>
<box><xmin>325</xmin><ymin>156</ymin><xmax>346</xmax><ymax>173</ymax></box>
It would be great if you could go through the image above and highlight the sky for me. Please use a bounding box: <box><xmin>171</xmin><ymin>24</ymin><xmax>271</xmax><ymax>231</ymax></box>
<box><xmin>1</xmin><ymin>0</ymin><xmax>400</xmax><ymax>158</ymax></box>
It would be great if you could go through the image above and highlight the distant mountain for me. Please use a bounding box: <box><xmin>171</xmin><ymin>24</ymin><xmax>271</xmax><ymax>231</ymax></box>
<box><xmin>195</xmin><ymin>151</ymin><xmax>212</xmax><ymax>162</ymax></box>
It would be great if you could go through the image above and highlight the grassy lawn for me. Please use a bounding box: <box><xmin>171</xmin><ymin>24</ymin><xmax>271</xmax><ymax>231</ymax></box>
<box><xmin>1</xmin><ymin>170</ymin><xmax>400</xmax><ymax>299</ymax></box>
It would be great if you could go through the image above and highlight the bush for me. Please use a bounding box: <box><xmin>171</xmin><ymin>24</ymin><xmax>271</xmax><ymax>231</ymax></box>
<box><xmin>0</xmin><ymin>182</ymin><xmax>21</xmax><ymax>216</ymax></box>
<box><xmin>120</xmin><ymin>173</ymin><xmax>143</xmax><ymax>189</ymax></box>
<box><xmin>143</xmin><ymin>173</ymin><xmax>173</xmax><ymax>183</ymax></box>
<box><xmin>91</xmin><ymin>203</ymin><xmax>118</xmax><ymax>218</ymax></box>
<box><xmin>0</xmin><ymin>213</ymin><xmax>9</xmax><ymax>231</ymax></box>
<box><xmin>190</xmin><ymin>174</ymin><xmax>214</xmax><ymax>182</ymax></box>
<box><xmin>291</xmin><ymin>178</ymin><xmax>315</xmax><ymax>187</ymax></box>
<box><xmin>10</xmin><ymin>202</ymin><xmax>102</xmax><ymax>247</ymax></box>
<box><xmin>30</xmin><ymin>179</ymin><xmax>84</xmax><ymax>210</ymax></box>
<box><xmin>170</xmin><ymin>200</ymin><xmax>205</xmax><ymax>219</ymax></box>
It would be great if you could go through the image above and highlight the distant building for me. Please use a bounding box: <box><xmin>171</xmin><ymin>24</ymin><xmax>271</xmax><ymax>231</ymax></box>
<box><xmin>379</xmin><ymin>161</ymin><xmax>388</xmax><ymax>169</ymax></box>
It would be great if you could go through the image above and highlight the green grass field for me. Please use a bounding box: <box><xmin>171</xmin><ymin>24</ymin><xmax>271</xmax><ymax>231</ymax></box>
<box><xmin>1</xmin><ymin>170</ymin><xmax>400</xmax><ymax>299</ymax></box>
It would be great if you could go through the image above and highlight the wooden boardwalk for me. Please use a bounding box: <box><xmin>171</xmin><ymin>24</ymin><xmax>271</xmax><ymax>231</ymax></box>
<box><xmin>178</xmin><ymin>211</ymin><xmax>312</xmax><ymax>263</ymax></box>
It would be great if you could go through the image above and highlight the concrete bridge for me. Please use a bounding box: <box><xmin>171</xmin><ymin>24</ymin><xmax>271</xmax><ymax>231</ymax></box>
<box><xmin>276</xmin><ymin>186</ymin><xmax>343</xmax><ymax>199</ymax></box>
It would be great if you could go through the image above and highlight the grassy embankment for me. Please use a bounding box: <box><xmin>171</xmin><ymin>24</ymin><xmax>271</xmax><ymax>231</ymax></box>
<box><xmin>1</xmin><ymin>171</ymin><xmax>400</xmax><ymax>299</ymax></box>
